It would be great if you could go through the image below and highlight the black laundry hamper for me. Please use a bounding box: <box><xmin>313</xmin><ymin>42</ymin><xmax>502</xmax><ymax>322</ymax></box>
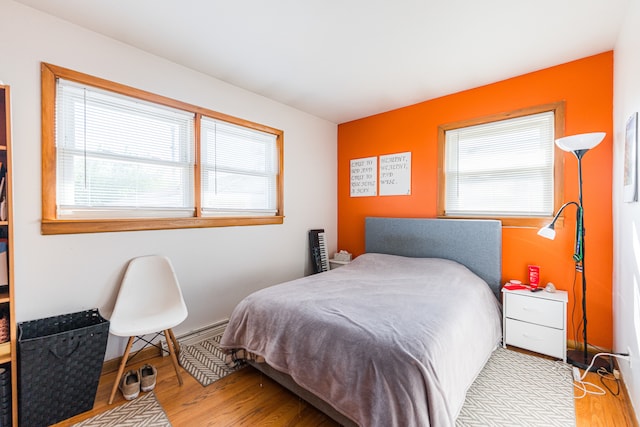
<box><xmin>18</xmin><ymin>309</ymin><xmax>109</xmax><ymax>427</ymax></box>
<box><xmin>0</xmin><ymin>366</ymin><xmax>11</xmax><ymax>427</ymax></box>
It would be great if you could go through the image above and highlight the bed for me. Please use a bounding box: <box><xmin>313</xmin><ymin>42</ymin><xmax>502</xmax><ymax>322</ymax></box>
<box><xmin>219</xmin><ymin>217</ymin><xmax>503</xmax><ymax>427</ymax></box>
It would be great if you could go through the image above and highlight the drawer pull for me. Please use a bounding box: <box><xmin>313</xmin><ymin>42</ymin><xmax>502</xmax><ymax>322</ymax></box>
<box><xmin>522</xmin><ymin>333</ymin><xmax>544</xmax><ymax>341</ymax></box>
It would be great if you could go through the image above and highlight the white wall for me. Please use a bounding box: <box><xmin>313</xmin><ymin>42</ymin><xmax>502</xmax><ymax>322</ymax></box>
<box><xmin>614</xmin><ymin>0</ymin><xmax>640</xmax><ymax>421</ymax></box>
<box><xmin>0</xmin><ymin>1</ymin><xmax>338</xmax><ymax>359</ymax></box>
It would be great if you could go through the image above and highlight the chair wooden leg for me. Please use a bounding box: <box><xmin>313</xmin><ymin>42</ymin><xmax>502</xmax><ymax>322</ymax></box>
<box><xmin>168</xmin><ymin>328</ymin><xmax>180</xmax><ymax>354</ymax></box>
<box><xmin>164</xmin><ymin>329</ymin><xmax>183</xmax><ymax>386</ymax></box>
<box><xmin>108</xmin><ymin>336</ymin><xmax>135</xmax><ymax>404</ymax></box>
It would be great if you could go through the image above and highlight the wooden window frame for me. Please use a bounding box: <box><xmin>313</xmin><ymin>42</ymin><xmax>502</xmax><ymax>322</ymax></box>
<box><xmin>41</xmin><ymin>63</ymin><xmax>284</xmax><ymax>235</ymax></box>
<box><xmin>437</xmin><ymin>102</ymin><xmax>565</xmax><ymax>228</ymax></box>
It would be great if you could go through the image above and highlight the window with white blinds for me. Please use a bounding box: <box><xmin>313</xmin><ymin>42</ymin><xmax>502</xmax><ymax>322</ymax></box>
<box><xmin>42</xmin><ymin>63</ymin><xmax>284</xmax><ymax>234</ymax></box>
<box><xmin>56</xmin><ymin>79</ymin><xmax>195</xmax><ymax>218</ymax></box>
<box><xmin>444</xmin><ymin>111</ymin><xmax>556</xmax><ymax>217</ymax></box>
<box><xmin>200</xmin><ymin>117</ymin><xmax>278</xmax><ymax>216</ymax></box>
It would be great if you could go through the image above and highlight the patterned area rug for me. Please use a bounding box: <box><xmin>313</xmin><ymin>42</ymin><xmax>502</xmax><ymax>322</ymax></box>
<box><xmin>72</xmin><ymin>392</ymin><xmax>171</xmax><ymax>427</ymax></box>
<box><xmin>457</xmin><ymin>347</ymin><xmax>575</xmax><ymax>426</ymax></box>
<box><xmin>179</xmin><ymin>333</ymin><xmax>245</xmax><ymax>386</ymax></box>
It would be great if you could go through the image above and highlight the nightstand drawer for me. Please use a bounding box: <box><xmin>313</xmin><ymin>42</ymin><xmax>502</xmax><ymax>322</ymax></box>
<box><xmin>504</xmin><ymin>318</ymin><xmax>565</xmax><ymax>359</ymax></box>
<box><xmin>505</xmin><ymin>293</ymin><xmax>564</xmax><ymax>329</ymax></box>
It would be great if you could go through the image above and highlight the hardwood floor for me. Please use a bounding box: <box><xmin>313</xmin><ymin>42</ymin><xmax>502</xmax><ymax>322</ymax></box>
<box><xmin>52</xmin><ymin>351</ymin><xmax>637</xmax><ymax>427</ymax></box>
<box><xmin>53</xmin><ymin>354</ymin><xmax>339</xmax><ymax>427</ymax></box>
<box><xmin>575</xmin><ymin>370</ymin><xmax>638</xmax><ymax>427</ymax></box>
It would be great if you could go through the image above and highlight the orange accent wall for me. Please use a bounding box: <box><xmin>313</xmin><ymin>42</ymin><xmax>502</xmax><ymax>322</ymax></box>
<box><xmin>337</xmin><ymin>52</ymin><xmax>614</xmax><ymax>349</ymax></box>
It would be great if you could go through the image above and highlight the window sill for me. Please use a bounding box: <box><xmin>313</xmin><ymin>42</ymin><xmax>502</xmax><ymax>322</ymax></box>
<box><xmin>438</xmin><ymin>215</ymin><xmax>565</xmax><ymax>229</ymax></box>
<box><xmin>41</xmin><ymin>216</ymin><xmax>284</xmax><ymax>235</ymax></box>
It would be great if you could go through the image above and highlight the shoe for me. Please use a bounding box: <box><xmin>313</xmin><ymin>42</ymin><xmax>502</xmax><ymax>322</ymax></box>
<box><xmin>139</xmin><ymin>364</ymin><xmax>157</xmax><ymax>392</ymax></box>
<box><xmin>119</xmin><ymin>369</ymin><xmax>140</xmax><ymax>400</ymax></box>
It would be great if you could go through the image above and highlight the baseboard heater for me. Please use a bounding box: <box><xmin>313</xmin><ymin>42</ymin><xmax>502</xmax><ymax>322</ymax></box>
<box><xmin>161</xmin><ymin>318</ymin><xmax>229</xmax><ymax>355</ymax></box>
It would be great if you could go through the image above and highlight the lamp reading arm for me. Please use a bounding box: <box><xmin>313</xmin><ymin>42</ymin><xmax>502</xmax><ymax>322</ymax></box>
<box><xmin>537</xmin><ymin>201</ymin><xmax>583</xmax><ymax>262</ymax></box>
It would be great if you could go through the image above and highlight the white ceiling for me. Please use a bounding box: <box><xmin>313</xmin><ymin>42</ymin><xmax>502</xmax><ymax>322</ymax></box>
<box><xmin>15</xmin><ymin>0</ymin><xmax>629</xmax><ymax>123</ymax></box>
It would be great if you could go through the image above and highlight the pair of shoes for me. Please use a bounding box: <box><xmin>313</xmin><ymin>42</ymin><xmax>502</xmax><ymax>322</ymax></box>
<box><xmin>118</xmin><ymin>364</ymin><xmax>157</xmax><ymax>400</ymax></box>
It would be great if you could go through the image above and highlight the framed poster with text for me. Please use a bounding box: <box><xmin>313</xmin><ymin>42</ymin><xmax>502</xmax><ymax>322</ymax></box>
<box><xmin>350</xmin><ymin>157</ymin><xmax>377</xmax><ymax>197</ymax></box>
<box><xmin>379</xmin><ymin>152</ymin><xmax>411</xmax><ymax>196</ymax></box>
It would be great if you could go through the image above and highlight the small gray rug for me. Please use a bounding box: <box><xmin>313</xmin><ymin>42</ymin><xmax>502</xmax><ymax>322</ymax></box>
<box><xmin>457</xmin><ymin>347</ymin><xmax>575</xmax><ymax>426</ymax></box>
<box><xmin>72</xmin><ymin>392</ymin><xmax>171</xmax><ymax>427</ymax></box>
<box><xmin>179</xmin><ymin>333</ymin><xmax>245</xmax><ymax>386</ymax></box>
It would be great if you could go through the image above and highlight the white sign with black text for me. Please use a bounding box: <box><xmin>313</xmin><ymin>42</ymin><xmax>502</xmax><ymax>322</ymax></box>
<box><xmin>379</xmin><ymin>152</ymin><xmax>411</xmax><ymax>196</ymax></box>
<box><xmin>350</xmin><ymin>156</ymin><xmax>377</xmax><ymax>197</ymax></box>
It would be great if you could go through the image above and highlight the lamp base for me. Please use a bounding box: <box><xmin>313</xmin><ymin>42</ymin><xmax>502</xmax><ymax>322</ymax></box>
<box><xmin>567</xmin><ymin>349</ymin><xmax>612</xmax><ymax>373</ymax></box>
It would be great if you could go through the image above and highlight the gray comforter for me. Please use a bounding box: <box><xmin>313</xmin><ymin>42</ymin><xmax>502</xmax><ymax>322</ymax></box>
<box><xmin>220</xmin><ymin>253</ymin><xmax>502</xmax><ymax>427</ymax></box>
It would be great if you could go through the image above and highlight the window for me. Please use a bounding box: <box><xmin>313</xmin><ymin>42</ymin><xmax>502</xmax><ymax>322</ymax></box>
<box><xmin>437</xmin><ymin>103</ymin><xmax>565</xmax><ymax>227</ymax></box>
<box><xmin>41</xmin><ymin>63</ymin><xmax>284</xmax><ymax>234</ymax></box>
<box><xmin>56</xmin><ymin>79</ymin><xmax>196</xmax><ymax>218</ymax></box>
<box><xmin>200</xmin><ymin>117</ymin><xmax>278</xmax><ymax>216</ymax></box>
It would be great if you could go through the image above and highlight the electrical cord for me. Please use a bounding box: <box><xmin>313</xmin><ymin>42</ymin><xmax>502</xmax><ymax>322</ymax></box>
<box><xmin>560</xmin><ymin>254</ymin><xmax>624</xmax><ymax>398</ymax></box>
<box><xmin>579</xmin><ymin>352</ymin><xmax>628</xmax><ymax>380</ymax></box>
<box><xmin>598</xmin><ymin>367</ymin><xmax>621</xmax><ymax>396</ymax></box>
<box><xmin>573</xmin><ymin>352</ymin><xmax>629</xmax><ymax>399</ymax></box>
<box><xmin>571</xmin><ymin>267</ymin><xmax>580</xmax><ymax>346</ymax></box>
<box><xmin>573</xmin><ymin>378</ymin><xmax>605</xmax><ymax>399</ymax></box>
<box><xmin>562</xmin><ymin>243</ymin><xmax>626</xmax><ymax>399</ymax></box>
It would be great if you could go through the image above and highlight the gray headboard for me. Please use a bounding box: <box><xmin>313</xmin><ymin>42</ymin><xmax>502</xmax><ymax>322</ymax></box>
<box><xmin>365</xmin><ymin>217</ymin><xmax>502</xmax><ymax>297</ymax></box>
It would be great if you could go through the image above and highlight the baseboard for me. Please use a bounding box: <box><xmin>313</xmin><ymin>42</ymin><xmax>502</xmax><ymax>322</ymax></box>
<box><xmin>102</xmin><ymin>319</ymin><xmax>230</xmax><ymax>374</ymax></box>
<box><xmin>160</xmin><ymin>318</ymin><xmax>229</xmax><ymax>355</ymax></box>
<box><xmin>102</xmin><ymin>346</ymin><xmax>161</xmax><ymax>375</ymax></box>
<box><xmin>567</xmin><ymin>339</ymin><xmax>611</xmax><ymax>354</ymax></box>
<box><xmin>615</xmin><ymin>359</ymin><xmax>640</xmax><ymax>427</ymax></box>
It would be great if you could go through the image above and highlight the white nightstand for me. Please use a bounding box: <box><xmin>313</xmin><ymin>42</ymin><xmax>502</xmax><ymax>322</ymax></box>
<box><xmin>502</xmin><ymin>287</ymin><xmax>568</xmax><ymax>361</ymax></box>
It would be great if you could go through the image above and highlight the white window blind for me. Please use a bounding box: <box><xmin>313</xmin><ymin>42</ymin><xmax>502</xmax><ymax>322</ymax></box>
<box><xmin>200</xmin><ymin>117</ymin><xmax>278</xmax><ymax>216</ymax></box>
<box><xmin>55</xmin><ymin>78</ymin><xmax>195</xmax><ymax>218</ymax></box>
<box><xmin>444</xmin><ymin>111</ymin><xmax>555</xmax><ymax>217</ymax></box>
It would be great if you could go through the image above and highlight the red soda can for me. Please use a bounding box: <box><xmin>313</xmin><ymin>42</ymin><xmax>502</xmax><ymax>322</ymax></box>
<box><xmin>528</xmin><ymin>265</ymin><xmax>540</xmax><ymax>287</ymax></box>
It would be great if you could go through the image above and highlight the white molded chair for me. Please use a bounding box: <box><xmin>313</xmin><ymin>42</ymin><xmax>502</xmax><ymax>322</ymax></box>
<box><xmin>108</xmin><ymin>255</ymin><xmax>188</xmax><ymax>404</ymax></box>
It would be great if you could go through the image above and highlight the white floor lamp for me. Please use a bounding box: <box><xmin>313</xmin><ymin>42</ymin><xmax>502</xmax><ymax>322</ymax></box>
<box><xmin>537</xmin><ymin>131</ymin><xmax>606</xmax><ymax>371</ymax></box>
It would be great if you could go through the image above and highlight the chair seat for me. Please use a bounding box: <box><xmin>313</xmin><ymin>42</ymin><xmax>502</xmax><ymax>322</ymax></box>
<box><xmin>109</xmin><ymin>305</ymin><xmax>187</xmax><ymax>337</ymax></box>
